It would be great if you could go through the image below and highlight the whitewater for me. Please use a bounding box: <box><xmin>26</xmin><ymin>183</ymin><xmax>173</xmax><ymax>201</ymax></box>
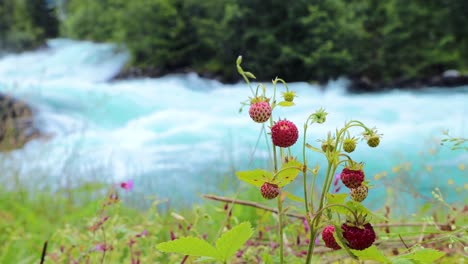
<box><xmin>0</xmin><ymin>39</ymin><xmax>466</xmax><ymax>212</ymax></box>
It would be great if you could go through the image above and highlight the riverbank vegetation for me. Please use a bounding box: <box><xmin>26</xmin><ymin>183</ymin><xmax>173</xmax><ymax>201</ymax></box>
<box><xmin>1</xmin><ymin>0</ymin><xmax>468</xmax><ymax>87</ymax></box>
<box><xmin>1</xmin><ymin>165</ymin><xmax>466</xmax><ymax>263</ymax></box>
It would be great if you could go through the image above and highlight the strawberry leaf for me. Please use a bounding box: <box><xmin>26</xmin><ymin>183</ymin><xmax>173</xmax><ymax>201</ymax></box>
<box><xmin>284</xmin><ymin>191</ymin><xmax>305</xmax><ymax>203</ymax></box>
<box><xmin>395</xmin><ymin>248</ymin><xmax>445</xmax><ymax>263</ymax></box>
<box><xmin>391</xmin><ymin>259</ymin><xmax>415</xmax><ymax>264</ymax></box>
<box><xmin>156</xmin><ymin>237</ymin><xmax>219</xmax><ymax>260</ymax></box>
<box><xmin>276</xmin><ymin>160</ymin><xmax>302</xmax><ymax>187</ymax></box>
<box><xmin>351</xmin><ymin>245</ymin><xmax>389</xmax><ymax>263</ymax></box>
<box><xmin>346</xmin><ymin>200</ymin><xmax>388</xmax><ymax>221</ymax></box>
<box><xmin>327</xmin><ymin>193</ymin><xmax>347</xmax><ymax>205</ymax></box>
<box><xmin>305</xmin><ymin>143</ymin><xmax>321</xmax><ymax>153</ymax></box>
<box><xmin>244</xmin><ymin>72</ymin><xmax>256</xmax><ymax>79</ymax></box>
<box><xmin>236</xmin><ymin>169</ymin><xmax>272</xmax><ymax>187</ymax></box>
<box><xmin>195</xmin><ymin>257</ymin><xmax>218</xmax><ymax>263</ymax></box>
<box><xmin>277</xmin><ymin>101</ymin><xmax>294</xmax><ymax>107</ymax></box>
<box><xmin>215</xmin><ymin>222</ymin><xmax>254</xmax><ymax>262</ymax></box>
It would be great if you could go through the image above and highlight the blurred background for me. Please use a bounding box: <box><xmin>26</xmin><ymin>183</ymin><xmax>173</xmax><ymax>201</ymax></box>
<box><xmin>0</xmin><ymin>0</ymin><xmax>467</xmax><ymax>213</ymax></box>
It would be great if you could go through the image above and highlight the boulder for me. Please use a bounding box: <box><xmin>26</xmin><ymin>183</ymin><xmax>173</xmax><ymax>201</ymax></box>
<box><xmin>0</xmin><ymin>94</ymin><xmax>41</xmax><ymax>151</ymax></box>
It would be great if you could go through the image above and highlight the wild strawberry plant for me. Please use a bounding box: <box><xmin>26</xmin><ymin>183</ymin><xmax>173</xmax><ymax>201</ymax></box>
<box><xmin>155</xmin><ymin>57</ymin><xmax>447</xmax><ymax>263</ymax></box>
<box><xmin>232</xmin><ymin>57</ymin><xmax>446</xmax><ymax>263</ymax></box>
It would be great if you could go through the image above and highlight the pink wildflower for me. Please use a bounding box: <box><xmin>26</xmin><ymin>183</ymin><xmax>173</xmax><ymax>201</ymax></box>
<box><xmin>303</xmin><ymin>217</ymin><xmax>310</xmax><ymax>233</ymax></box>
<box><xmin>120</xmin><ymin>179</ymin><xmax>134</xmax><ymax>191</ymax></box>
<box><xmin>95</xmin><ymin>244</ymin><xmax>107</xmax><ymax>252</ymax></box>
<box><xmin>333</xmin><ymin>173</ymin><xmax>342</xmax><ymax>193</ymax></box>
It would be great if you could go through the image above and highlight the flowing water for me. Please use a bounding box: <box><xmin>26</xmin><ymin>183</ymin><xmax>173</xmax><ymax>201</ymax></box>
<box><xmin>0</xmin><ymin>39</ymin><xmax>466</xmax><ymax>213</ymax></box>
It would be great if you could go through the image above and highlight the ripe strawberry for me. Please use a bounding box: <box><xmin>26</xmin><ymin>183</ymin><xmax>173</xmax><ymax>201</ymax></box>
<box><xmin>271</xmin><ymin>119</ymin><xmax>298</xmax><ymax>148</ymax></box>
<box><xmin>260</xmin><ymin>182</ymin><xmax>280</xmax><ymax>199</ymax></box>
<box><xmin>350</xmin><ymin>185</ymin><xmax>368</xmax><ymax>202</ymax></box>
<box><xmin>340</xmin><ymin>166</ymin><xmax>365</xmax><ymax>189</ymax></box>
<box><xmin>341</xmin><ymin>223</ymin><xmax>376</xmax><ymax>250</ymax></box>
<box><xmin>321</xmin><ymin>225</ymin><xmax>341</xmax><ymax>250</ymax></box>
<box><xmin>343</xmin><ymin>138</ymin><xmax>357</xmax><ymax>153</ymax></box>
<box><xmin>249</xmin><ymin>101</ymin><xmax>272</xmax><ymax>123</ymax></box>
<box><xmin>367</xmin><ymin>135</ymin><xmax>380</xmax><ymax>148</ymax></box>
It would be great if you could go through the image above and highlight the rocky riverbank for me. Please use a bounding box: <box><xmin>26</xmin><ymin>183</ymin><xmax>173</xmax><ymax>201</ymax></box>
<box><xmin>0</xmin><ymin>94</ymin><xmax>41</xmax><ymax>151</ymax></box>
<box><xmin>113</xmin><ymin>66</ymin><xmax>468</xmax><ymax>93</ymax></box>
<box><xmin>348</xmin><ymin>70</ymin><xmax>468</xmax><ymax>93</ymax></box>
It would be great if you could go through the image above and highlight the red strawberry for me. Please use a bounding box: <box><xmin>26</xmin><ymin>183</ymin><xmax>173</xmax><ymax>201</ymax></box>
<box><xmin>260</xmin><ymin>182</ymin><xmax>280</xmax><ymax>199</ymax></box>
<box><xmin>321</xmin><ymin>225</ymin><xmax>341</xmax><ymax>250</ymax></box>
<box><xmin>340</xmin><ymin>167</ymin><xmax>365</xmax><ymax>189</ymax></box>
<box><xmin>350</xmin><ymin>185</ymin><xmax>368</xmax><ymax>202</ymax></box>
<box><xmin>341</xmin><ymin>223</ymin><xmax>376</xmax><ymax>250</ymax></box>
<box><xmin>249</xmin><ymin>101</ymin><xmax>271</xmax><ymax>123</ymax></box>
<box><xmin>271</xmin><ymin>119</ymin><xmax>298</xmax><ymax>148</ymax></box>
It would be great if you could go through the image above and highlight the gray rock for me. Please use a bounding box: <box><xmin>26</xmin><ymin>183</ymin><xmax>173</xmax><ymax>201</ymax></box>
<box><xmin>0</xmin><ymin>93</ymin><xmax>41</xmax><ymax>151</ymax></box>
<box><xmin>442</xmin><ymin>70</ymin><xmax>460</xmax><ymax>78</ymax></box>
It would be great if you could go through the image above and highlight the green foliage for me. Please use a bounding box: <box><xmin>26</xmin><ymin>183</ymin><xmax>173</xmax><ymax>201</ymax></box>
<box><xmin>393</xmin><ymin>248</ymin><xmax>446</xmax><ymax>264</ymax></box>
<box><xmin>215</xmin><ymin>222</ymin><xmax>254</xmax><ymax>262</ymax></box>
<box><xmin>236</xmin><ymin>169</ymin><xmax>272</xmax><ymax>187</ymax></box>
<box><xmin>0</xmin><ymin>0</ymin><xmax>58</xmax><ymax>51</ymax></box>
<box><xmin>156</xmin><ymin>237</ymin><xmax>219</xmax><ymax>259</ymax></box>
<box><xmin>156</xmin><ymin>222</ymin><xmax>254</xmax><ymax>263</ymax></box>
<box><xmin>276</xmin><ymin>159</ymin><xmax>302</xmax><ymax>187</ymax></box>
<box><xmin>57</xmin><ymin>0</ymin><xmax>468</xmax><ymax>84</ymax></box>
<box><xmin>441</xmin><ymin>130</ymin><xmax>468</xmax><ymax>151</ymax></box>
<box><xmin>351</xmin><ymin>245</ymin><xmax>389</xmax><ymax>263</ymax></box>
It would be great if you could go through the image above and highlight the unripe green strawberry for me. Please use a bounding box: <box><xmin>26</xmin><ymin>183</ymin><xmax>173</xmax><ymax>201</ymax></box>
<box><xmin>321</xmin><ymin>225</ymin><xmax>341</xmax><ymax>250</ymax></box>
<box><xmin>321</xmin><ymin>142</ymin><xmax>334</xmax><ymax>152</ymax></box>
<box><xmin>260</xmin><ymin>182</ymin><xmax>280</xmax><ymax>199</ymax></box>
<box><xmin>363</xmin><ymin>128</ymin><xmax>381</xmax><ymax>148</ymax></box>
<box><xmin>249</xmin><ymin>101</ymin><xmax>272</xmax><ymax>123</ymax></box>
<box><xmin>343</xmin><ymin>138</ymin><xmax>357</xmax><ymax>153</ymax></box>
<box><xmin>367</xmin><ymin>135</ymin><xmax>380</xmax><ymax>148</ymax></box>
<box><xmin>271</xmin><ymin>119</ymin><xmax>299</xmax><ymax>148</ymax></box>
<box><xmin>350</xmin><ymin>185</ymin><xmax>368</xmax><ymax>202</ymax></box>
<box><xmin>282</xmin><ymin>91</ymin><xmax>296</xmax><ymax>102</ymax></box>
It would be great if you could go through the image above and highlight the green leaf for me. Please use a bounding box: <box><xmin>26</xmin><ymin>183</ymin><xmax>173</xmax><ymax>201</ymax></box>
<box><xmin>244</xmin><ymin>71</ymin><xmax>256</xmax><ymax>79</ymax></box>
<box><xmin>195</xmin><ymin>256</ymin><xmax>218</xmax><ymax>263</ymax></box>
<box><xmin>236</xmin><ymin>169</ymin><xmax>272</xmax><ymax>187</ymax></box>
<box><xmin>237</xmin><ymin>65</ymin><xmax>243</xmax><ymax>74</ymax></box>
<box><xmin>276</xmin><ymin>160</ymin><xmax>302</xmax><ymax>187</ymax></box>
<box><xmin>346</xmin><ymin>201</ymin><xmax>388</xmax><ymax>221</ymax></box>
<box><xmin>392</xmin><ymin>259</ymin><xmax>415</xmax><ymax>264</ymax></box>
<box><xmin>215</xmin><ymin>222</ymin><xmax>254</xmax><ymax>262</ymax></box>
<box><xmin>236</xmin><ymin>56</ymin><xmax>242</xmax><ymax>65</ymax></box>
<box><xmin>324</xmin><ymin>194</ymin><xmax>349</xmax><ymax>215</ymax></box>
<box><xmin>284</xmin><ymin>192</ymin><xmax>305</xmax><ymax>203</ymax></box>
<box><xmin>351</xmin><ymin>245</ymin><xmax>390</xmax><ymax>263</ymax></box>
<box><xmin>277</xmin><ymin>101</ymin><xmax>294</xmax><ymax>107</ymax></box>
<box><xmin>156</xmin><ymin>237</ymin><xmax>219</xmax><ymax>259</ymax></box>
<box><xmin>397</xmin><ymin>248</ymin><xmax>445</xmax><ymax>263</ymax></box>
<box><xmin>305</xmin><ymin>143</ymin><xmax>321</xmax><ymax>153</ymax></box>
<box><xmin>327</xmin><ymin>193</ymin><xmax>347</xmax><ymax>205</ymax></box>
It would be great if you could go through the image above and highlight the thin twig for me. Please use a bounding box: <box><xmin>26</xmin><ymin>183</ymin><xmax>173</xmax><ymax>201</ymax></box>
<box><xmin>203</xmin><ymin>194</ymin><xmax>449</xmax><ymax>228</ymax></box>
<box><xmin>374</xmin><ymin>222</ymin><xmax>442</xmax><ymax>227</ymax></box>
<box><xmin>418</xmin><ymin>222</ymin><xmax>427</xmax><ymax>244</ymax></box>
<box><xmin>399</xmin><ymin>234</ymin><xmax>410</xmax><ymax>250</ymax></box>
<box><xmin>202</xmin><ymin>194</ymin><xmax>303</xmax><ymax>219</ymax></box>
<box><xmin>40</xmin><ymin>240</ymin><xmax>48</xmax><ymax>264</ymax></box>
